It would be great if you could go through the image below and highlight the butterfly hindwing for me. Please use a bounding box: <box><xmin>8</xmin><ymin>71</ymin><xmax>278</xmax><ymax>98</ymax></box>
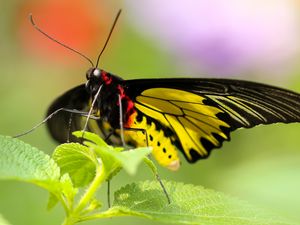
<box><xmin>125</xmin><ymin>78</ymin><xmax>300</xmax><ymax>162</ymax></box>
<box><xmin>46</xmin><ymin>84</ymin><xmax>123</xmax><ymax>145</ymax></box>
<box><xmin>46</xmin><ymin>85</ymin><xmax>90</xmax><ymax>143</ymax></box>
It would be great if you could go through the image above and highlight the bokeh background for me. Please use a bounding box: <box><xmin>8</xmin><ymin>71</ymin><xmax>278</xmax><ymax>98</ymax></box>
<box><xmin>1</xmin><ymin>0</ymin><xmax>300</xmax><ymax>224</ymax></box>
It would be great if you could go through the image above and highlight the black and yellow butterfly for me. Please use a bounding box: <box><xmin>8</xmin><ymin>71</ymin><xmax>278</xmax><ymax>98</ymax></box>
<box><xmin>47</xmin><ymin>69</ymin><xmax>300</xmax><ymax>170</ymax></box>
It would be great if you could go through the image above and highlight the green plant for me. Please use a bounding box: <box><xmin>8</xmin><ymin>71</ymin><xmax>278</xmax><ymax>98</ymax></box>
<box><xmin>0</xmin><ymin>133</ymin><xmax>297</xmax><ymax>225</ymax></box>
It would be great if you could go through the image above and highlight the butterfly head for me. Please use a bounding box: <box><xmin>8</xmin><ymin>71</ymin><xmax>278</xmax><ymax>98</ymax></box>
<box><xmin>85</xmin><ymin>67</ymin><xmax>110</xmax><ymax>93</ymax></box>
<box><xmin>86</xmin><ymin>67</ymin><xmax>101</xmax><ymax>80</ymax></box>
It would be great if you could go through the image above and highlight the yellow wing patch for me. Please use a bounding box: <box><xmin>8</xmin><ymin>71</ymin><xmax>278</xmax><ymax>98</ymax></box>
<box><xmin>141</xmin><ymin>88</ymin><xmax>206</xmax><ymax>103</ymax></box>
<box><xmin>125</xmin><ymin>112</ymin><xmax>180</xmax><ymax>171</ymax></box>
<box><xmin>135</xmin><ymin>88</ymin><xmax>231</xmax><ymax>162</ymax></box>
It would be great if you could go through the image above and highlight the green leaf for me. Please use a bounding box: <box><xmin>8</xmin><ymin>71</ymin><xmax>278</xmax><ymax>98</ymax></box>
<box><xmin>47</xmin><ymin>174</ymin><xmax>78</xmax><ymax>211</ymax></box>
<box><xmin>88</xmin><ymin>141</ymin><xmax>152</xmax><ymax>176</ymax></box>
<box><xmin>0</xmin><ymin>214</ymin><xmax>11</xmax><ymax>225</ymax></box>
<box><xmin>76</xmin><ymin>131</ymin><xmax>152</xmax><ymax>177</ymax></box>
<box><xmin>0</xmin><ymin>136</ymin><xmax>60</xmax><ymax>190</ymax></box>
<box><xmin>113</xmin><ymin>147</ymin><xmax>152</xmax><ymax>175</ymax></box>
<box><xmin>47</xmin><ymin>192</ymin><xmax>59</xmax><ymax>210</ymax></box>
<box><xmin>72</xmin><ymin>131</ymin><xmax>122</xmax><ymax>180</ymax></box>
<box><xmin>59</xmin><ymin>173</ymin><xmax>78</xmax><ymax>203</ymax></box>
<box><xmin>143</xmin><ymin>156</ymin><xmax>158</xmax><ymax>176</ymax></box>
<box><xmin>112</xmin><ymin>180</ymin><xmax>297</xmax><ymax>225</ymax></box>
<box><xmin>53</xmin><ymin>143</ymin><xmax>96</xmax><ymax>187</ymax></box>
<box><xmin>0</xmin><ymin>135</ymin><xmax>77</xmax><ymax>207</ymax></box>
<box><xmin>72</xmin><ymin>131</ymin><xmax>109</xmax><ymax>148</ymax></box>
<box><xmin>84</xmin><ymin>141</ymin><xmax>122</xmax><ymax>180</ymax></box>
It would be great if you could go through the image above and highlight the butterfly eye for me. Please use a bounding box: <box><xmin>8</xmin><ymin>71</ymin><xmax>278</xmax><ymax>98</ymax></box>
<box><xmin>93</xmin><ymin>68</ymin><xmax>101</xmax><ymax>78</ymax></box>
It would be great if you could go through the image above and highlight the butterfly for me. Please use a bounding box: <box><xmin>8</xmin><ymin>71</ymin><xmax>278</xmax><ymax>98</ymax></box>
<box><xmin>46</xmin><ymin>69</ymin><xmax>300</xmax><ymax>171</ymax></box>
<box><xmin>29</xmin><ymin>10</ymin><xmax>300</xmax><ymax>171</ymax></box>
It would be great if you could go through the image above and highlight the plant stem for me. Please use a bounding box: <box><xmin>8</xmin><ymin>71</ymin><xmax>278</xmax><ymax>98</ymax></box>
<box><xmin>56</xmin><ymin>194</ymin><xmax>71</xmax><ymax>216</ymax></box>
<box><xmin>61</xmin><ymin>217</ymin><xmax>76</xmax><ymax>225</ymax></box>
<box><xmin>62</xmin><ymin>165</ymin><xmax>106</xmax><ymax>225</ymax></box>
<box><xmin>79</xmin><ymin>208</ymin><xmax>129</xmax><ymax>221</ymax></box>
<box><xmin>74</xmin><ymin>165</ymin><xmax>106</xmax><ymax>214</ymax></box>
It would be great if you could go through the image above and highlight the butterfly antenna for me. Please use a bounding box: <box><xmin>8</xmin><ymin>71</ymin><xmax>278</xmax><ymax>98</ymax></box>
<box><xmin>95</xmin><ymin>9</ymin><xmax>122</xmax><ymax>68</ymax></box>
<box><xmin>29</xmin><ymin>13</ymin><xmax>94</xmax><ymax>67</ymax></box>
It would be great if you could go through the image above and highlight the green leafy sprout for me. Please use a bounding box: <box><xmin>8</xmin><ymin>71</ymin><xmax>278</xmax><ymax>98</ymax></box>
<box><xmin>0</xmin><ymin>132</ymin><xmax>298</xmax><ymax>225</ymax></box>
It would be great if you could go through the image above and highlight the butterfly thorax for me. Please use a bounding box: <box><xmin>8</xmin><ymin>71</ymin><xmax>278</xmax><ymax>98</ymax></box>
<box><xmin>85</xmin><ymin>68</ymin><xmax>136</xmax><ymax>129</ymax></box>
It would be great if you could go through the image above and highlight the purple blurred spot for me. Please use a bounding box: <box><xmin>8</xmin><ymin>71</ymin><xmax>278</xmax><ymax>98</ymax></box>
<box><xmin>125</xmin><ymin>0</ymin><xmax>300</xmax><ymax>77</ymax></box>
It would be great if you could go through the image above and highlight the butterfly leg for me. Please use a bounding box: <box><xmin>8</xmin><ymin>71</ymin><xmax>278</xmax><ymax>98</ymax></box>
<box><xmin>117</xmin><ymin>127</ymin><xmax>171</xmax><ymax>204</ymax></box>
<box><xmin>118</xmin><ymin>94</ymin><xmax>126</xmax><ymax>146</ymax></box>
<box><xmin>109</xmin><ymin>126</ymin><xmax>171</xmax><ymax>204</ymax></box>
<box><xmin>66</xmin><ymin>112</ymin><xmax>75</xmax><ymax>142</ymax></box>
<box><xmin>13</xmin><ymin>108</ymin><xmax>99</xmax><ymax>138</ymax></box>
<box><xmin>105</xmin><ymin>95</ymin><xmax>125</xmax><ymax>209</ymax></box>
<box><xmin>103</xmin><ymin>94</ymin><xmax>126</xmax><ymax>209</ymax></box>
<box><xmin>103</xmin><ymin>128</ymin><xmax>149</xmax><ymax>208</ymax></box>
<box><xmin>104</xmin><ymin>132</ymin><xmax>115</xmax><ymax>208</ymax></box>
<box><xmin>155</xmin><ymin>172</ymin><xmax>171</xmax><ymax>204</ymax></box>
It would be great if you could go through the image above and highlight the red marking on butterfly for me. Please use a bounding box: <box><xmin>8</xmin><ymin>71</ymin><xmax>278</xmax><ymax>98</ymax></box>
<box><xmin>101</xmin><ymin>71</ymin><xmax>112</xmax><ymax>85</ymax></box>
<box><xmin>117</xmin><ymin>84</ymin><xmax>136</xmax><ymax>126</ymax></box>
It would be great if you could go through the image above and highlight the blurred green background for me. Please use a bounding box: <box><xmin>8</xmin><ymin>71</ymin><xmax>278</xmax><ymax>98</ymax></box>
<box><xmin>1</xmin><ymin>0</ymin><xmax>300</xmax><ymax>224</ymax></box>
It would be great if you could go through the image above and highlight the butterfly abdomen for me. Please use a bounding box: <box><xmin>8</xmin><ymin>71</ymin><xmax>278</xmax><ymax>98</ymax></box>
<box><xmin>124</xmin><ymin>111</ymin><xmax>181</xmax><ymax>171</ymax></box>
